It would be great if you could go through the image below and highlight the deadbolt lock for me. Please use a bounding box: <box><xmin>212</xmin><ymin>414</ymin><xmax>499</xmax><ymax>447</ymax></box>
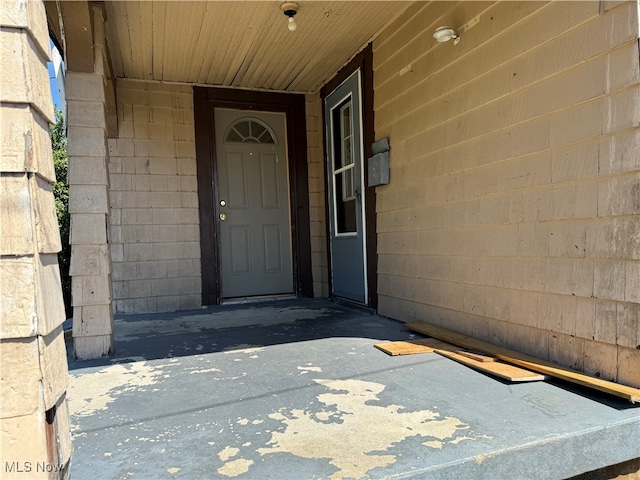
<box><xmin>220</xmin><ymin>200</ymin><xmax>226</xmax><ymax>206</ymax></box>
<box><xmin>219</xmin><ymin>213</ymin><xmax>227</xmax><ymax>221</ymax></box>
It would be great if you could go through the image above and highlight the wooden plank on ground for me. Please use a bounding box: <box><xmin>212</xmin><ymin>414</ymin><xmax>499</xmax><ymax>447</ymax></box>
<box><xmin>405</xmin><ymin>321</ymin><xmax>640</xmax><ymax>403</ymax></box>
<box><xmin>436</xmin><ymin>350</ymin><xmax>546</xmax><ymax>382</ymax></box>
<box><xmin>456</xmin><ymin>351</ymin><xmax>496</xmax><ymax>362</ymax></box>
<box><xmin>374</xmin><ymin>338</ymin><xmax>458</xmax><ymax>356</ymax></box>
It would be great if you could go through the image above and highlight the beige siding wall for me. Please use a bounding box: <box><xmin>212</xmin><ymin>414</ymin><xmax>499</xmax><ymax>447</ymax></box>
<box><xmin>67</xmin><ymin>6</ymin><xmax>116</xmax><ymax>358</ymax></box>
<box><xmin>1</xmin><ymin>0</ymin><xmax>72</xmax><ymax>474</ymax></box>
<box><xmin>108</xmin><ymin>79</ymin><xmax>201</xmax><ymax>314</ymax></box>
<box><xmin>373</xmin><ymin>1</ymin><xmax>640</xmax><ymax>387</ymax></box>
<box><xmin>306</xmin><ymin>93</ymin><xmax>329</xmax><ymax>297</ymax></box>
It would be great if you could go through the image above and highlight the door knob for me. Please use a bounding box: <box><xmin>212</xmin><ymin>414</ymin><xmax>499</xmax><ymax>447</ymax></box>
<box><xmin>219</xmin><ymin>213</ymin><xmax>227</xmax><ymax>221</ymax></box>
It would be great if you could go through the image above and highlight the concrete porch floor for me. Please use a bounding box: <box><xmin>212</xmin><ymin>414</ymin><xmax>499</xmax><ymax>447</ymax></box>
<box><xmin>66</xmin><ymin>298</ymin><xmax>640</xmax><ymax>480</ymax></box>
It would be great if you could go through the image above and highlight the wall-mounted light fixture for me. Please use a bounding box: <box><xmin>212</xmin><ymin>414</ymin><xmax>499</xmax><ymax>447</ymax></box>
<box><xmin>281</xmin><ymin>2</ymin><xmax>299</xmax><ymax>32</ymax></box>
<box><xmin>433</xmin><ymin>26</ymin><xmax>460</xmax><ymax>45</ymax></box>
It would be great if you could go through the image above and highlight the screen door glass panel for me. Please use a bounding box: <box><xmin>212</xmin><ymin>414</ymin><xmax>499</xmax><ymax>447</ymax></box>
<box><xmin>332</xmin><ymin>98</ymin><xmax>357</xmax><ymax>234</ymax></box>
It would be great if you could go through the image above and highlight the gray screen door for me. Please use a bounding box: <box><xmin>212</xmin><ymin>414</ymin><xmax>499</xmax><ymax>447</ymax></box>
<box><xmin>325</xmin><ymin>70</ymin><xmax>367</xmax><ymax>303</ymax></box>
<box><xmin>214</xmin><ymin>109</ymin><xmax>293</xmax><ymax>298</ymax></box>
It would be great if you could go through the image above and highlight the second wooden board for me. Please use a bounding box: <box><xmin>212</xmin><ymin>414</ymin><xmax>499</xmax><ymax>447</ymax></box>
<box><xmin>374</xmin><ymin>338</ymin><xmax>458</xmax><ymax>356</ymax></box>
<box><xmin>436</xmin><ymin>350</ymin><xmax>546</xmax><ymax>382</ymax></box>
<box><xmin>405</xmin><ymin>321</ymin><xmax>640</xmax><ymax>403</ymax></box>
<box><xmin>456</xmin><ymin>351</ymin><xmax>497</xmax><ymax>362</ymax></box>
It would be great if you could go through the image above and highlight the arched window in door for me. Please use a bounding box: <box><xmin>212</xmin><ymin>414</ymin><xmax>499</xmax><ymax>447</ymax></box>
<box><xmin>224</xmin><ymin>118</ymin><xmax>277</xmax><ymax>144</ymax></box>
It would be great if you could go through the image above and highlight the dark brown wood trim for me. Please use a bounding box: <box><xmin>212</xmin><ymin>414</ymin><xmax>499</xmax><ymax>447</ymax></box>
<box><xmin>193</xmin><ymin>86</ymin><xmax>313</xmax><ymax>304</ymax></box>
<box><xmin>362</xmin><ymin>45</ymin><xmax>378</xmax><ymax>310</ymax></box>
<box><xmin>320</xmin><ymin>44</ymin><xmax>378</xmax><ymax>309</ymax></box>
<box><xmin>193</xmin><ymin>87</ymin><xmax>219</xmax><ymax>304</ymax></box>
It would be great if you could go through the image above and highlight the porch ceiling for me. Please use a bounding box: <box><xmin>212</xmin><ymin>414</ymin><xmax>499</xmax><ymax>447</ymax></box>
<box><xmin>103</xmin><ymin>1</ymin><xmax>412</xmax><ymax>93</ymax></box>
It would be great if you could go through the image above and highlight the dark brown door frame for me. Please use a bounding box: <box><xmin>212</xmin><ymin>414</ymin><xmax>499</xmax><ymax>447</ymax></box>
<box><xmin>193</xmin><ymin>87</ymin><xmax>313</xmax><ymax>305</ymax></box>
<box><xmin>320</xmin><ymin>44</ymin><xmax>377</xmax><ymax>309</ymax></box>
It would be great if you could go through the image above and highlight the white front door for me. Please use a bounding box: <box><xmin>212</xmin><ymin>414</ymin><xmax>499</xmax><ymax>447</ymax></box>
<box><xmin>214</xmin><ymin>109</ymin><xmax>293</xmax><ymax>298</ymax></box>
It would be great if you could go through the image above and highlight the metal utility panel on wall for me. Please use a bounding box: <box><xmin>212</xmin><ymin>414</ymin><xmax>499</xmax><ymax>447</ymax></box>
<box><xmin>368</xmin><ymin>137</ymin><xmax>390</xmax><ymax>187</ymax></box>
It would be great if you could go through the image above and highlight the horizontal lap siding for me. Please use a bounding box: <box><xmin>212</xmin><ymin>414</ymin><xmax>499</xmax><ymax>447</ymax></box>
<box><xmin>108</xmin><ymin>79</ymin><xmax>201</xmax><ymax>314</ymax></box>
<box><xmin>373</xmin><ymin>1</ymin><xmax>640</xmax><ymax>387</ymax></box>
<box><xmin>306</xmin><ymin>93</ymin><xmax>329</xmax><ymax>298</ymax></box>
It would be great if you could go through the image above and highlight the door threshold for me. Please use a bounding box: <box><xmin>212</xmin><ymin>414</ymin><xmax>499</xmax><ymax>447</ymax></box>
<box><xmin>331</xmin><ymin>296</ymin><xmax>376</xmax><ymax>314</ymax></box>
<box><xmin>221</xmin><ymin>294</ymin><xmax>296</xmax><ymax>306</ymax></box>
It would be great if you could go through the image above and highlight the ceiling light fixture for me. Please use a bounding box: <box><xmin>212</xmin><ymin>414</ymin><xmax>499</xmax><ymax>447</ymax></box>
<box><xmin>281</xmin><ymin>2</ymin><xmax>299</xmax><ymax>32</ymax></box>
<box><xmin>433</xmin><ymin>26</ymin><xmax>460</xmax><ymax>45</ymax></box>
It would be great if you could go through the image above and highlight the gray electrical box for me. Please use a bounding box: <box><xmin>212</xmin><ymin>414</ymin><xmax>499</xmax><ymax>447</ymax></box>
<box><xmin>368</xmin><ymin>137</ymin><xmax>390</xmax><ymax>187</ymax></box>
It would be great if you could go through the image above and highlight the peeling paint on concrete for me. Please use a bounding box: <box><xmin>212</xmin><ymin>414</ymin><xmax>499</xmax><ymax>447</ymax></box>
<box><xmin>452</xmin><ymin>435</ymin><xmax>486</xmax><ymax>444</ymax></box>
<box><xmin>67</xmin><ymin>300</ymin><xmax>640</xmax><ymax>480</ymax></box>
<box><xmin>256</xmin><ymin>378</ymin><xmax>471</xmax><ymax>480</ymax></box>
<box><xmin>217</xmin><ymin>458</ymin><xmax>254</xmax><ymax>477</ymax></box>
<box><xmin>423</xmin><ymin>440</ymin><xmax>443</xmax><ymax>449</ymax></box>
<box><xmin>218</xmin><ymin>446</ymin><xmax>240</xmax><ymax>461</ymax></box>
<box><xmin>188</xmin><ymin>367</ymin><xmax>221</xmax><ymax>374</ymax></box>
<box><xmin>68</xmin><ymin>361</ymin><xmax>165</xmax><ymax>428</ymax></box>
<box><xmin>314</xmin><ymin>411</ymin><xmax>333</xmax><ymax>421</ymax></box>
<box><xmin>223</xmin><ymin>346</ymin><xmax>265</xmax><ymax>354</ymax></box>
<box><xmin>297</xmin><ymin>364</ymin><xmax>322</xmax><ymax>374</ymax></box>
